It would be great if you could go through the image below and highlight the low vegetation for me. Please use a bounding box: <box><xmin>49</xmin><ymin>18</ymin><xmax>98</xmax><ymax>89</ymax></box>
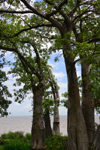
<box><xmin>0</xmin><ymin>132</ymin><xmax>68</xmax><ymax>150</ymax></box>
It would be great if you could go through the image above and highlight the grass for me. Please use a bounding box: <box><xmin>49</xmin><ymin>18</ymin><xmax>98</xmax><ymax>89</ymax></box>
<box><xmin>0</xmin><ymin>132</ymin><xmax>68</xmax><ymax>150</ymax></box>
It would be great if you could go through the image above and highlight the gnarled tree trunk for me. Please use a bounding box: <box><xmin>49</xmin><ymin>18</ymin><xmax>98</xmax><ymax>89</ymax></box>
<box><xmin>81</xmin><ymin>63</ymin><xmax>95</xmax><ymax>145</ymax></box>
<box><xmin>31</xmin><ymin>86</ymin><xmax>46</xmax><ymax>150</ymax></box>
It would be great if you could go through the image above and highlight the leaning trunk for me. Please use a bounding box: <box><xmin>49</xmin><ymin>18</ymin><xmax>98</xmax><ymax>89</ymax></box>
<box><xmin>31</xmin><ymin>87</ymin><xmax>46</xmax><ymax>150</ymax></box>
<box><xmin>81</xmin><ymin>63</ymin><xmax>95</xmax><ymax>145</ymax></box>
<box><xmin>44</xmin><ymin>110</ymin><xmax>52</xmax><ymax>139</ymax></box>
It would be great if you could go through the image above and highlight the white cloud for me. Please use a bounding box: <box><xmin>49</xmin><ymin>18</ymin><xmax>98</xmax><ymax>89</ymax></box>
<box><xmin>15</xmin><ymin>102</ymin><xmax>20</xmax><ymax>106</ymax></box>
<box><xmin>53</xmin><ymin>72</ymin><xmax>66</xmax><ymax>81</ymax></box>
<box><xmin>24</xmin><ymin>104</ymin><xmax>32</xmax><ymax>109</ymax></box>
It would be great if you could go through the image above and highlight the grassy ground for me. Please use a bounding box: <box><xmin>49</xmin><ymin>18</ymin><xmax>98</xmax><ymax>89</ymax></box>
<box><xmin>0</xmin><ymin>132</ymin><xmax>68</xmax><ymax>150</ymax></box>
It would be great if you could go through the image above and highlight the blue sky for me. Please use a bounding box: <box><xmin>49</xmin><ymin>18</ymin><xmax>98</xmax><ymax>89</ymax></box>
<box><xmin>2</xmin><ymin>50</ymin><xmax>81</xmax><ymax>116</ymax></box>
<box><xmin>1</xmin><ymin>0</ymin><xmax>81</xmax><ymax>116</ymax></box>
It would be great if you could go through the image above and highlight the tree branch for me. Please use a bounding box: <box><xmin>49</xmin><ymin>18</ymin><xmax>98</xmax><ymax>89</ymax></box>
<box><xmin>45</xmin><ymin>0</ymin><xmax>70</xmax><ymax>24</ymax></box>
<box><xmin>12</xmin><ymin>24</ymin><xmax>54</xmax><ymax>37</ymax></box>
<box><xmin>20</xmin><ymin>0</ymin><xmax>62</xmax><ymax>31</ymax></box>
<box><xmin>0</xmin><ymin>10</ymin><xmax>33</xmax><ymax>14</ymax></box>
<box><xmin>0</xmin><ymin>45</ymin><xmax>40</xmax><ymax>78</ymax></box>
<box><xmin>68</xmin><ymin>0</ymin><xmax>81</xmax><ymax>17</ymax></box>
<box><xmin>88</xmin><ymin>37</ymin><xmax>100</xmax><ymax>43</ymax></box>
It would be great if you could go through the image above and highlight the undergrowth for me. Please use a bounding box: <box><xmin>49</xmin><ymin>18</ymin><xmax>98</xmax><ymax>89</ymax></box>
<box><xmin>0</xmin><ymin>132</ymin><xmax>68</xmax><ymax>150</ymax></box>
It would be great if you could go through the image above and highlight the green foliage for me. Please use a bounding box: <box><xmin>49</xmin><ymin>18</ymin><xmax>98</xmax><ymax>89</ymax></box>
<box><xmin>0</xmin><ymin>132</ymin><xmax>31</xmax><ymax>150</ymax></box>
<box><xmin>0</xmin><ymin>140</ymin><xmax>30</xmax><ymax>150</ymax></box>
<box><xmin>0</xmin><ymin>54</ymin><xmax>12</xmax><ymax>117</ymax></box>
<box><xmin>0</xmin><ymin>131</ymin><xmax>24</xmax><ymax>140</ymax></box>
<box><xmin>46</xmin><ymin>134</ymin><xmax>68</xmax><ymax>150</ymax></box>
<box><xmin>61</xmin><ymin>92</ymin><xmax>68</xmax><ymax>108</ymax></box>
<box><xmin>0</xmin><ymin>132</ymin><xmax>68</xmax><ymax>150</ymax></box>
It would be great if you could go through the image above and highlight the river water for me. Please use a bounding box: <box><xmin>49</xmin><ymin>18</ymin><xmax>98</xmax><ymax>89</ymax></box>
<box><xmin>0</xmin><ymin>116</ymin><xmax>100</xmax><ymax>136</ymax></box>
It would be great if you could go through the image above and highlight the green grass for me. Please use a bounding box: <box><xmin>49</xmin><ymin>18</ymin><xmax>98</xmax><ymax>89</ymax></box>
<box><xmin>0</xmin><ymin>132</ymin><xmax>68</xmax><ymax>150</ymax></box>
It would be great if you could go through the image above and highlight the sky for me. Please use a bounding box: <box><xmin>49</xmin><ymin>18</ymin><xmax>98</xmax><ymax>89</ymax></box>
<box><xmin>2</xmin><ymin>50</ymin><xmax>81</xmax><ymax>116</ymax></box>
<box><xmin>1</xmin><ymin>0</ymin><xmax>81</xmax><ymax>116</ymax></box>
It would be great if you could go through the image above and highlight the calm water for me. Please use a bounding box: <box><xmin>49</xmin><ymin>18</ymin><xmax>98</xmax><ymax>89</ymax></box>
<box><xmin>0</xmin><ymin>116</ymin><xmax>100</xmax><ymax>136</ymax></box>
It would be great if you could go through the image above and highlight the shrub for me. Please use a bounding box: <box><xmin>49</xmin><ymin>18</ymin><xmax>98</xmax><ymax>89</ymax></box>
<box><xmin>25</xmin><ymin>133</ymin><xmax>31</xmax><ymax>141</ymax></box>
<box><xmin>0</xmin><ymin>140</ymin><xmax>30</xmax><ymax>150</ymax></box>
<box><xmin>0</xmin><ymin>131</ymin><xmax>24</xmax><ymax>140</ymax></box>
<box><xmin>46</xmin><ymin>133</ymin><xmax>68</xmax><ymax>150</ymax></box>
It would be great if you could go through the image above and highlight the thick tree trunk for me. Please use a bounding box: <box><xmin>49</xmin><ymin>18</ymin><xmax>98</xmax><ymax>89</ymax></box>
<box><xmin>62</xmin><ymin>26</ymin><xmax>89</xmax><ymax>149</ymax></box>
<box><xmin>66</xmin><ymin>63</ymin><xmax>89</xmax><ymax>150</ymax></box>
<box><xmin>81</xmin><ymin>63</ymin><xmax>95</xmax><ymax>145</ymax></box>
<box><xmin>44</xmin><ymin>110</ymin><xmax>52</xmax><ymax>139</ymax></box>
<box><xmin>94</xmin><ymin>99</ymin><xmax>100</xmax><ymax>107</ymax></box>
<box><xmin>31</xmin><ymin>87</ymin><xmax>46</xmax><ymax>150</ymax></box>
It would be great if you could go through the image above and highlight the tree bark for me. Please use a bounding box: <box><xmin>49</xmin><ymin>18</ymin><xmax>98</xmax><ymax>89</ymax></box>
<box><xmin>44</xmin><ymin>110</ymin><xmax>52</xmax><ymax>139</ymax></box>
<box><xmin>62</xmin><ymin>27</ymin><xmax>89</xmax><ymax>150</ymax></box>
<box><xmin>81</xmin><ymin>63</ymin><xmax>95</xmax><ymax>145</ymax></box>
<box><xmin>66</xmin><ymin>63</ymin><xmax>89</xmax><ymax>150</ymax></box>
<box><xmin>31</xmin><ymin>87</ymin><xmax>46</xmax><ymax>150</ymax></box>
<box><xmin>48</xmin><ymin>71</ymin><xmax>60</xmax><ymax>134</ymax></box>
<box><xmin>94</xmin><ymin>99</ymin><xmax>100</xmax><ymax>107</ymax></box>
<box><xmin>53</xmin><ymin>85</ymin><xmax>60</xmax><ymax>134</ymax></box>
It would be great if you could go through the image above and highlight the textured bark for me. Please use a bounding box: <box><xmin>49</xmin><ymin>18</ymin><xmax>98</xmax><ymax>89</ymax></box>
<box><xmin>48</xmin><ymin>71</ymin><xmax>60</xmax><ymax>133</ymax></box>
<box><xmin>31</xmin><ymin>87</ymin><xmax>46</xmax><ymax>150</ymax></box>
<box><xmin>53</xmin><ymin>88</ymin><xmax>60</xmax><ymax>134</ymax></box>
<box><xmin>44</xmin><ymin>110</ymin><xmax>52</xmax><ymax>139</ymax></box>
<box><xmin>81</xmin><ymin>63</ymin><xmax>95</xmax><ymax>145</ymax></box>
<box><xmin>62</xmin><ymin>27</ymin><xmax>89</xmax><ymax>150</ymax></box>
<box><xmin>66</xmin><ymin>63</ymin><xmax>89</xmax><ymax>150</ymax></box>
<box><xmin>94</xmin><ymin>99</ymin><xmax>100</xmax><ymax>107</ymax></box>
<box><xmin>92</xmin><ymin>125</ymin><xmax>100</xmax><ymax>150</ymax></box>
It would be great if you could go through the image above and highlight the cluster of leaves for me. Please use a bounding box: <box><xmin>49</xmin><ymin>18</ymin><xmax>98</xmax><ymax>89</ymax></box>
<box><xmin>43</xmin><ymin>91</ymin><xmax>54</xmax><ymax>115</ymax></box>
<box><xmin>0</xmin><ymin>53</ymin><xmax>12</xmax><ymax>117</ymax></box>
<box><xmin>61</xmin><ymin>92</ymin><xmax>68</xmax><ymax>108</ymax></box>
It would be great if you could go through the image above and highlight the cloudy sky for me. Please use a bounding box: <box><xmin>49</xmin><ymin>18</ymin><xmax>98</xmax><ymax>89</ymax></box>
<box><xmin>1</xmin><ymin>0</ymin><xmax>81</xmax><ymax>116</ymax></box>
<box><xmin>2</xmin><ymin>50</ymin><xmax>81</xmax><ymax>116</ymax></box>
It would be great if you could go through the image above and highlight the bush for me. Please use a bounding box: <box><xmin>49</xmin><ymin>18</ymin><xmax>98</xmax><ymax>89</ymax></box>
<box><xmin>0</xmin><ymin>131</ymin><xmax>24</xmax><ymax>140</ymax></box>
<box><xmin>0</xmin><ymin>132</ymin><xmax>31</xmax><ymax>150</ymax></box>
<box><xmin>0</xmin><ymin>140</ymin><xmax>30</xmax><ymax>150</ymax></box>
<box><xmin>46</xmin><ymin>133</ymin><xmax>68</xmax><ymax>150</ymax></box>
<box><xmin>25</xmin><ymin>133</ymin><xmax>31</xmax><ymax>141</ymax></box>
